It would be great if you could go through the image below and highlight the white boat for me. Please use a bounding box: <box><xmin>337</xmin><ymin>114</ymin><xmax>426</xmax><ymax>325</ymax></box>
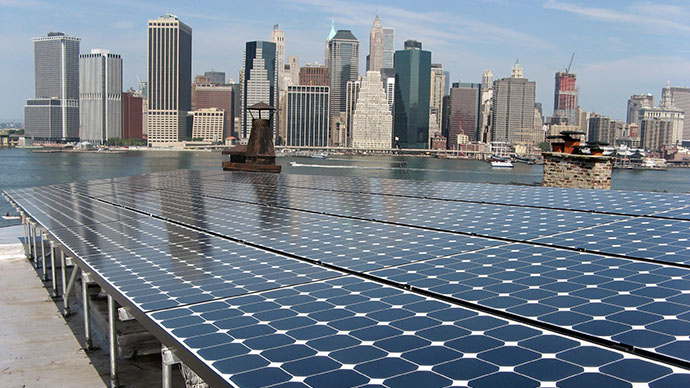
<box><xmin>310</xmin><ymin>152</ymin><xmax>328</xmax><ymax>159</ymax></box>
<box><xmin>491</xmin><ymin>160</ymin><xmax>514</xmax><ymax>168</ymax></box>
<box><xmin>2</xmin><ymin>213</ymin><xmax>20</xmax><ymax>220</ymax></box>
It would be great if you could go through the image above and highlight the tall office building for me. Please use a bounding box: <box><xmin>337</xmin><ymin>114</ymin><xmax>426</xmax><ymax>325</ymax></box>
<box><xmin>240</xmin><ymin>41</ymin><xmax>278</xmax><ymax>141</ymax></box>
<box><xmin>627</xmin><ymin>94</ymin><xmax>654</xmax><ymax>125</ymax></box>
<box><xmin>299</xmin><ymin>64</ymin><xmax>329</xmax><ymax>86</ymax></box>
<box><xmin>637</xmin><ymin>87</ymin><xmax>685</xmax><ymax>145</ymax></box>
<box><xmin>480</xmin><ymin>69</ymin><xmax>494</xmax><ymax>142</ymax></box>
<box><xmin>285</xmin><ymin>85</ymin><xmax>330</xmax><ymax>147</ymax></box>
<box><xmin>204</xmin><ymin>71</ymin><xmax>226</xmax><ymax>85</ymax></box>
<box><xmin>382</xmin><ymin>28</ymin><xmax>395</xmax><ymax>69</ymax></box>
<box><xmin>147</xmin><ymin>14</ymin><xmax>192</xmax><ymax>146</ymax></box>
<box><xmin>393</xmin><ymin>40</ymin><xmax>431</xmax><ymax>149</ymax></box>
<box><xmin>429</xmin><ymin>64</ymin><xmax>446</xmax><ymax>137</ymax></box>
<box><xmin>553</xmin><ymin>71</ymin><xmax>578</xmax><ymax>125</ymax></box>
<box><xmin>448</xmin><ymin>83</ymin><xmax>481</xmax><ymax>147</ymax></box>
<box><xmin>662</xmin><ymin>85</ymin><xmax>690</xmax><ymax>141</ymax></box>
<box><xmin>328</xmin><ymin>30</ymin><xmax>359</xmax><ymax>115</ymax></box>
<box><xmin>328</xmin><ymin>30</ymin><xmax>359</xmax><ymax>146</ymax></box>
<box><xmin>641</xmin><ymin>117</ymin><xmax>673</xmax><ymax>151</ymax></box>
<box><xmin>192</xmin><ymin>81</ymin><xmax>233</xmax><ymax>139</ymax></box>
<box><xmin>270</xmin><ymin>25</ymin><xmax>286</xmax><ymax>83</ymax></box>
<box><xmin>341</xmin><ymin>79</ymin><xmax>361</xmax><ymax>147</ymax></box>
<box><xmin>122</xmin><ymin>91</ymin><xmax>143</xmax><ymax>140</ymax></box>
<box><xmin>24</xmin><ymin>32</ymin><xmax>80</xmax><ymax>141</ymax></box>
<box><xmin>588</xmin><ymin>114</ymin><xmax>614</xmax><ymax>145</ymax></box>
<box><xmin>352</xmin><ymin>71</ymin><xmax>392</xmax><ymax>149</ymax></box>
<box><xmin>491</xmin><ymin>60</ymin><xmax>536</xmax><ymax>144</ymax></box>
<box><xmin>79</xmin><ymin>49</ymin><xmax>122</xmax><ymax>144</ymax></box>
<box><xmin>324</xmin><ymin>19</ymin><xmax>337</xmax><ymax>67</ymax></box>
<box><xmin>368</xmin><ymin>14</ymin><xmax>384</xmax><ymax>72</ymax></box>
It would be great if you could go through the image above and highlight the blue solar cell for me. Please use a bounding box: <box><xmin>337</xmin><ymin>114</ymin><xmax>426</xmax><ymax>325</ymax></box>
<box><xmin>515</xmin><ymin>359</ymin><xmax>584</xmax><ymax>381</ymax></box>
<box><xmin>600</xmin><ymin>359</ymin><xmax>672</xmax><ymax>382</ymax></box>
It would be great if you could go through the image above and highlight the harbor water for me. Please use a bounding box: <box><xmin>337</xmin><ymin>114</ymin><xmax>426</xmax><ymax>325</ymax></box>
<box><xmin>1</xmin><ymin>148</ymin><xmax>689</xmax><ymax>227</ymax></box>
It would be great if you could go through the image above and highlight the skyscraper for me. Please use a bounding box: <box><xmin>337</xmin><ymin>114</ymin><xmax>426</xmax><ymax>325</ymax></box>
<box><xmin>147</xmin><ymin>14</ymin><xmax>192</xmax><ymax>146</ymax></box>
<box><xmin>328</xmin><ymin>30</ymin><xmax>359</xmax><ymax>146</ymax></box>
<box><xmin>480</xmin><ymin>69</ymin><xmax>494</xmax><ymax>142</ymax></box>
<box><xmin>491</xmin><ymin>60</ymin><xmax>536</xmax><ymax>144</ymax></box>
<box><xmin>324</xmin><ymin>19</ymin><xmax>337</xmax><ymax>67</ymax></box>
<box><xmin>429</xmin><ymin>64</ymin><xmax>446</xmax><ymax>137</ymax></box>
<box><xmin>449</xmin><ymin>83</ymin><xmax>481</xmax><ymax>146</ymax></box>
<box><xmin>627</xmin><ymin>94</ymin><xmax>654</xmax><ymax>125</ymax></box>
<box><xmin>382</xmin><ymin>28</ymin><xmax>395</xmax><ymax>70</ymax></box>
<box><xmin>352</xmin><ymin>71</ymin><xmax>392</xmax><ymax>149</ymax></box>
<box><xmin>270</xmin><ymin>25</ymin><xmax>285</xmax><ymax>83</ymax></box>
<box><xmin>368</xmin><ymin>14</ymin><xmax>384</xmax><ymax>72</ymax></box>
<box><xmin>393</xmin><ymin>40</ymin><xmax>431</xmax><ymax>149</ymax></box>
<box><xmin>122</xmin><ymin>91</ymin><xmax>143</xmax><ymax>140</ymax></box>
<box><xmin>662</xmin><ymin>85</ymin><xmax>690</xmax><ymax>141</ymax></box>
<box><xmin>79</xmin><ymin>49</ymin><xmax>122</xmax><ymax>144</ymax></box>
<box><xmin>24</xmin><ymin>32</ymin><xmax>80</xmax><ymax>141</ymax></box>
<box><xmin>204</xmin><ymin>71</ymin><xmax>226</xmax><ymax>85</ymax></box>
<box><xmin>299</xmin><ymin>64</ymin><xmax>329</xmax><ymax>86</ymax></box>
<box><xmin>192</xmin><ymin>80</ymin><xmax>233</xmax><ymax>140</ymax></box>
<box><xmin>553</xmin><ymin>71</ymin><xmax>578</xmax><ymax>125</ymax></box>
<box><xmin>240</xmin><ymin>41</ymin><xmax>278</xmax><ymax>141</ymax></box>
<box><xmin>286</xmin><ymin>85</ymin><xmax>330</xmax><ymax>147</ymax></box>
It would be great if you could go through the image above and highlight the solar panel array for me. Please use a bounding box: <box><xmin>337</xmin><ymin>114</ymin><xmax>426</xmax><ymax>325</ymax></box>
<box><xmin>5</xmin><ymin>169</ymin><xmax>690</xmax><ymax>387</ymax></box>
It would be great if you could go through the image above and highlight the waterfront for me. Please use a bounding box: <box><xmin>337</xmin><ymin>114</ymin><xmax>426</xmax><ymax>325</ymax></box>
<box><xmin>2</xmin><ymin>148</ymin><xmax>689</xmax><ymax>227</ymax></box>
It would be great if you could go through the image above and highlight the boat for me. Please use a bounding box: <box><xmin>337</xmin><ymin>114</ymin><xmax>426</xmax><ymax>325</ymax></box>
<box><xmin>310</xmin><ymin>152</ymin><xmax>328</xmax><ymax>159</ymax></box>
<box><xmin>2</xmin><ymin>212</ymin><xmax>20</xmax><ymax>220</ymax></box>
<box><xmin>491</xmin><ymin>160</ymin><xmax>514</xmax><ymax>168</ymax></box>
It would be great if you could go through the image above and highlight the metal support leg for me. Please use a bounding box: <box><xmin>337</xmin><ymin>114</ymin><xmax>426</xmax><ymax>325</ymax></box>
<box><xmin>50</xmin><ymin>241</ymin><xmax>58</xmax><ymax>298</ymax></box>
<box><xmin>83</xmin><ymin>273</ymin><xmax>93</xmax><ymax>350</ymax></box>
<box><xmin>61</xmin><ymin>251</ymin><xmax>67</xmax><ymax>302</ymax></box>
<box><xmin>22</xmin><ymin>216</ymin><xmax>30</xmax><ymax>258</ymax></box>
<box><xmin>108</xmin><ymin>294</ymin><xmax>119</xmax><ymax>388</ymax></box>
<box><xmin>31</xmin><ymin>224</ymin><xmax>38</xmax><ymax>265</ymax></box>
<box><xmin>162</xmin><ymin>346</ymin><xmax>180</xmax><ymax>388</ymax></box>
<box><xmin>40</xmin><ymin>232</ymin><xmax>47</xmax><ymax>280</ymax></box>
<box><xmin>62</xmin><ymin>264</ymin><xmax>79</xmax><ymax>317</ymax></box>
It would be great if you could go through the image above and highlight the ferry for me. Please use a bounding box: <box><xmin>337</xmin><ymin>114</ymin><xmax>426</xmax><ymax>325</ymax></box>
<box><xmin>491</xmin><ymin>159</ymin><xmax>514</xmax><ymax>168</ymax></box>
<box><xmin>310</xmin><ymin>152</ymin><xmax>328</xmax><ymax>159</ymax></box>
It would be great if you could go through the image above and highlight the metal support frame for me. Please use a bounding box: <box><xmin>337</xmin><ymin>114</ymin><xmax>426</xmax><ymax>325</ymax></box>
<box><xmin>62</xmin><ymin>263</ymin><xmax>79</xmax><ymax>317</ymax></box>
<box><xmin>40</xmin><ymin>231</ymin><xmax>47</xmax><ymax>280</ymax></box>
<box><xmin>82</xmin><ymin>272</ymin><xmax>94</xmax><ymax>350</ymax></box>
<box><xmin>161</xmin><ymin>345</ymin><xmax>181</xmax><ymax>388</ymax></box>
<box><xmin>50</xmin><ymin>241</ymin><xmax>58</xmax><ymax>298</ymax></box>
<box><xmin>108</xmin><ymin>294</ymin><xmax>119</xmax><ymax>388</ymax></box>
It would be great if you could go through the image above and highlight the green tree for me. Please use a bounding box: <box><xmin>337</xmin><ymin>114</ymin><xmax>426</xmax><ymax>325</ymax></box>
<box><xmin>539</xmin><ymin>141</ymin><xmax>551</xmax><ymax>152</ymax></box>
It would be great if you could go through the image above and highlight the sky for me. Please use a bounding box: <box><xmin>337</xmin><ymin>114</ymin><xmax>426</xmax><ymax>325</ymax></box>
<box><xmin>1</xmin><ymin>0</ymin><xmax>689</xmax><ymax>122</ymax></box>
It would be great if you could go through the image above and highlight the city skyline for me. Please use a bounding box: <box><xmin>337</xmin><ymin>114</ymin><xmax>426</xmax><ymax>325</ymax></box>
<box><xmin>1</xmin><ymin>0</ymin><xmax>689</xmax><ymax>122</ymax></box>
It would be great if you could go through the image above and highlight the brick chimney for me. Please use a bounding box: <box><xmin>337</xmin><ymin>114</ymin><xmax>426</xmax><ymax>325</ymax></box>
<box><xmin>542</xmin><ymin>132</ymin><xmax>614</xmax><ymax>190</ymax></box>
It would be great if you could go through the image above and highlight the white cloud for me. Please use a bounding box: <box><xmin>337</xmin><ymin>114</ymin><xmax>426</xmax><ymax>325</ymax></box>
<box><xmin>543</xmin><ymin>0</ymin><xmax>690</xmax><ymax>34</ymax></box>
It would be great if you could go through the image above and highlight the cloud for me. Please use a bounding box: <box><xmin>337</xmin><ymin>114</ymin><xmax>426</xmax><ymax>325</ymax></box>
<box><xmin>543</xmin><ymin>0</ymin><xmax>690</xmax><ymax>34</ymax></box>
<box><xmin>285</xmin><ymin>0</ymin><xmax>553</xmax><ymax>50</ymax></box>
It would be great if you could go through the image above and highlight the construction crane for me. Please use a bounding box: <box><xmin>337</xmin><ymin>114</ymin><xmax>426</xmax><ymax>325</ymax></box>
<box><xmin>566</xmin><ymin>52</ymin><xmax>575</xmax><ymax>73</ymax></box>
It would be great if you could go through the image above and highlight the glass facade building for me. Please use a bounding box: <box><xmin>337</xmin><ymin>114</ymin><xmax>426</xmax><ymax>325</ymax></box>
<box><xmin>393</xmin><ymin>40</ymin><xmax>431</xmax><ymax>149</ymax></box>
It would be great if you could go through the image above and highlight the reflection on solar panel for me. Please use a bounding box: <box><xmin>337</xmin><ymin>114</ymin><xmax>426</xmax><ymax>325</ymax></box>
<box><xmin>5</xmin><ymin>169</ymin><xmax>690</xmax><ymax>387</ymax></box>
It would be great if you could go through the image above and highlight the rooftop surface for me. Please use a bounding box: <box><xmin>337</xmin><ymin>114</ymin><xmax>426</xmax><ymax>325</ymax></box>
<box><xmin>4</xmin><ymin>169</ymin><xmax>690</xmax><ymax>387</ymax></box>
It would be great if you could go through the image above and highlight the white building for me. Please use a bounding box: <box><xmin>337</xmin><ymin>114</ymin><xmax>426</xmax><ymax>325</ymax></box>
<box><xmin>352</xmin><ymin>71</ymin><xmax>392</xmax><ymax>149</ymax></box>
<box><xmin>79</xmin><ymin>49</ymin><xmax>122</xmax><ymax>144</ymax></box>
<box><xmin>192</xmin><ymin>108</ymin><xmax>225</xmax><ymax>142</ymax></box>
<box><xmin>638</xmin><ymin>86</ymin><xmax>685</xmax><ymax>145</ymax></box>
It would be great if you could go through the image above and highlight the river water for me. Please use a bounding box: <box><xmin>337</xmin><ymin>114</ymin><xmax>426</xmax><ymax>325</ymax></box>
<box><xmin>1</xmin><ymin>148</ymin><xmax>688</xmax><ymax>227</ymax></box>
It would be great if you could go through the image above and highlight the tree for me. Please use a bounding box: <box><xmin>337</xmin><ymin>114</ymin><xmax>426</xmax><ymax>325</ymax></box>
<box><xmin>539</xmin><ymin>141</ymin><xmax>551</xmax><ymax>153</ymax></box>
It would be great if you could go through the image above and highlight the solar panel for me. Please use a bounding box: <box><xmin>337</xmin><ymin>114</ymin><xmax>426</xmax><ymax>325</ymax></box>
<box><xmin>150</xmin><ymin>276</ymin><xmax>685</xmax><ymax>388</ymax></box>
<box><xmin>368</xmin><ymin>243</ymin><xmax>690</xmax><ymax>363</ymax></box>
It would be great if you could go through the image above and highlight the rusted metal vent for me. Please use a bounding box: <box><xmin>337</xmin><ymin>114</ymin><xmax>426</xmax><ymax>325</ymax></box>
<box><xmin>222</xmin><ymin>103</ymin><xmax>281</xmax><ymax>173</ymax></box>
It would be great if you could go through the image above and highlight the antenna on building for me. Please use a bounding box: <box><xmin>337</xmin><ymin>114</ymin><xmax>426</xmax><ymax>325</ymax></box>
<box><xmin>566</xmin><ymin>52</ymin><xmax>575</xmax><ymax>73</ymax></box>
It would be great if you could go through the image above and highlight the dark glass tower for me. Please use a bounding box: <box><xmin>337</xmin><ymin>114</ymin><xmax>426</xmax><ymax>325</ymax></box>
<box><xmin>393</xmin><ymin>40</ymin><xmax>431</xmax><ymax>149</ymax></box>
